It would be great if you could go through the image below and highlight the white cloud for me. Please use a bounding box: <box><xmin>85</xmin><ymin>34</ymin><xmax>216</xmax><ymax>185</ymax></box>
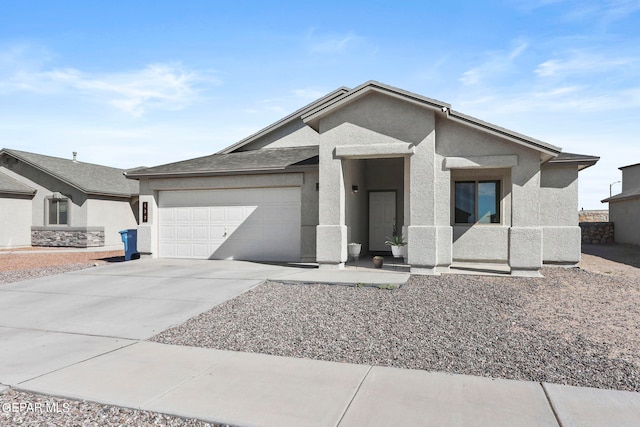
<box><xmin>459</xmin><ymin>41</ymin><xmax>528</xmax><ymax>86</ymax></box>
<box><xmin>535</xmin><ymin>52</ymin><xmax>634</xmax><ymax>77</ymax></box>
<box><xmin>0</xmin><ymin>46</ymin><xmax>215</xmax><ymax>117</ymax></box>
<box><xmin>306</xmin><ymin>30</ymin><xmax>361</xmax><ymax>54</ymax></box>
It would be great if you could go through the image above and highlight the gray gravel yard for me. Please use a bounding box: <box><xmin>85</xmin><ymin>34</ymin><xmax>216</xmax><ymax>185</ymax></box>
<box><xmin>152</xmin><ymin>267</ymin><xmax>640</xmax><ymax>393</ymax></box>
<box><xmin>0</xmin><ymin>389</ymin><xmax>224</xmax><ymax>427</ymax></box>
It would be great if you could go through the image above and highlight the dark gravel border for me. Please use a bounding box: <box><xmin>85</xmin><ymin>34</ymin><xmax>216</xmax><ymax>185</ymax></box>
<box><xmin>0</xmin><ymin>389</ymin><xmax>230</xmax><ymax>427</ymax></box>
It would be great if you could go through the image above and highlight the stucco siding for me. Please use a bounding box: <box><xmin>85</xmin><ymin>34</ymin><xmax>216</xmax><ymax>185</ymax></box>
<box><xmin>540</xmin><ymin>165</ymin><xmax>578</xmax><ymax>226</ymax></box>
<box><xmin>0</xmin><ymin>196</ymin><xmax>32</xmax><ymax>248</ymax></box>
<box><xmin>540</xmin><ymin>165</ymin><xmax>580</xmax><ymax>263</ymax></box>
<box><xmin>610</xmin><ymin>198</ymin><xmax>640</xmax><ymax>245</ymax></box>
<box><xmin>542</xmin><ymin>226</ymin><xmax>581</xmax><ymax>263</ymax></box>
<box><xmin>316</xmin><ymin>91</ymin><xmax>436</xmax><ymax>268</ymax></box>
<box><xmin>621</xmin><ymin>165</ymin><xmax>640</xmax><ymax>193</ymax></box>
<box><xmin>0</xmin><ymin>164</ymin><xmax>88</xmax><ymax>227</ymax></box>
<box><xmin>86</xmin><ymin>198</ymin><xmax>138</xmax><ymax>246</ymax></box>
<box><xmin>453</xmin><ymin>226</ymin><xmax>509</xmax><ymax>262</ymax></box>
<box><xmin>238</xmin><ymin>119</ymin><xmax>320</xmax><ymax>151</ymax></box>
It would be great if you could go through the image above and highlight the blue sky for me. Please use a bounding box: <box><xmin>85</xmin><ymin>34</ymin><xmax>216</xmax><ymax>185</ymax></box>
<box><xmin>1</xmin><ymin>0</ymin><xmax>639</xmax><ymax>208</ymax></box>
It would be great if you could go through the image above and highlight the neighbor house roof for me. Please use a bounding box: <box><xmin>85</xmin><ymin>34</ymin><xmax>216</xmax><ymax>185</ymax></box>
<box><xmin>547</xmin><ymin>152</ymin><xmax>600</xmax><ymax>170</ymax></box>
<box><xmin>602</xmin><ymin>189</ymin><xmax>640</xmax><ymax>203</ymax></box>
<box><xmin>619</xmin><ymin>162</ymin><xmax>640</xmax><ymax>170</ymax></box>
<box><xmin>0</xmin><ymin>170</ymin><xmax>36</xmax><ymax>196</ymax></box>
<box><xmin>126</xmin><ymin>146</ymin><xmax>319</xmax><ymax>178</ymax></box>
<box><xmin>0</xmin><ymin>148</ymin><xmax>139</xmax><ymax>197</ymax></box>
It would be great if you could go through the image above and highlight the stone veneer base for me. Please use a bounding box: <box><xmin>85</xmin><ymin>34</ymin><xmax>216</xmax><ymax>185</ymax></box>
<box><xmin>31</xmin><ymin>226</ymin><xmax>105</xmax><ymax>248</ymax></box>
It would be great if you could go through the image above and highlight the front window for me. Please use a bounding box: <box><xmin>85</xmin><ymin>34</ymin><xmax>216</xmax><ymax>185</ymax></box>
<box><xmin>454</xmin><ymin>180</ymin><xmax>500</xmax><ymax>224</ymax></box>
<box><xmin>48</xmin><ymin>199</ymin><xmax>68</xmax><ymax>225</ymax></box>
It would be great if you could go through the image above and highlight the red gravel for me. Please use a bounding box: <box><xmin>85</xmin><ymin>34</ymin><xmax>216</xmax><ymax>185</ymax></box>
<box><xmin>0</xmin><ymin>250</ymin><xmax>123</xmax><ymax>272</ymax></box>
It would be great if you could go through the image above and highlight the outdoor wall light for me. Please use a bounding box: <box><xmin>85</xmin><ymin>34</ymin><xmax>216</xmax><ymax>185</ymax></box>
<box><xmin>352</xmin><ymin>185</ymin><xmax>359</xmax><ymax>193</ymax></box>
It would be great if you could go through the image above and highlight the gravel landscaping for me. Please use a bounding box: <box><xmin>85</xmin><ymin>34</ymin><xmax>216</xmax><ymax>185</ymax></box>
<box><xmin>152</xmin><ymin>266</ymin><xmax>640</xmax><ymax>392</ymax></box>
<box><xmin>0</xmin><ymin>250</ymin><xmax>122</xmax><ymax>284</ymax></box>
<box><xmin>0</xmin><ymin>389</ymin><xmax>226</xmax><ymax>427</ymax></box>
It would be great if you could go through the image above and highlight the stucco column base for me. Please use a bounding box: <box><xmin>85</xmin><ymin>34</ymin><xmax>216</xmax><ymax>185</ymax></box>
<box><xmin>542</xmin><ymin>226</ymin><xmax>581</xmax><ymax>264</ymax></box>
<box><xmin>137</xmin><ymin>225</ymin><xmax>157</xmax><ymax>258</ymax></box>
<box><xmin>509</xmin><ymin>226</ymin><xmax>542</xmax><ymax>276</ymax></box>
<box><xmin>436</xmin><ymin>226</ymin><xmax>452</xmax><ymax>268</ymax></box>
<box><xmin>408</xmin><ymin>225</ymin><xmax>439</xmax><ymax>275</ymax></box>
<box><xmin>316</xmin><ymin>224</ymin><xmax>347</xmax><ymax>267</ymax></box>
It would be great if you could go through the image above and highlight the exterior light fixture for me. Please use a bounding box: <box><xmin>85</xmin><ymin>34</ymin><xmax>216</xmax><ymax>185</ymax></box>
<box><xmin>352</xmin><ymin>185</ymin><xmax>359</xmax><ymax>193</ymax></box>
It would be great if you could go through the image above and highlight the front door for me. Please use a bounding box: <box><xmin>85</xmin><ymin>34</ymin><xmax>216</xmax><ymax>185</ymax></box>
<box><xmin>369</xmin><ymin>191</ymin><xmax>396</xmax><ymax>251</ymax></box>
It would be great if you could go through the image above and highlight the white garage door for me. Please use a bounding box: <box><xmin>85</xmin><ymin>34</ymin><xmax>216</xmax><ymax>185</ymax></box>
<box><xmin>158</xmin><ymin>187</ymin><xmax>301</xmax><ymax>261</ymax></box>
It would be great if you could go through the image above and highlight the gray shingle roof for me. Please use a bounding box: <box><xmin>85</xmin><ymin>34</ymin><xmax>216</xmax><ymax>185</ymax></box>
<box><xmin>0</xmin><ymin>148</ymin><xmax>139</xmax><ymax>197</ymax></box>
<box><xmin>127</xmin><ymin>146</ymin><xmax>319</xmax><ymax>178</ymax></box>
<box><xmin>0</xmin><ymin>170</ymin><xmax>36</xmax><ymax>195</ymax></box>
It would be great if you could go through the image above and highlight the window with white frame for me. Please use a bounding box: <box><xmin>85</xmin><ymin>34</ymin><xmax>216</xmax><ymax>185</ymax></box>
<box><xmin>454</xmin><ymin>180</ymin><xmax>501</xmax><ymax>224</ymax></box>
<box><xmin>48</xmin><ymin>198</ymin><xmax>69</xmax><ymax>225</ymax></box>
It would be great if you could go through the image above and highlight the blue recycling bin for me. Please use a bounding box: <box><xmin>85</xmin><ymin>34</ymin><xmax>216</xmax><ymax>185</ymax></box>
<box><xmin>119</xmin><ymin>229</ymin><xmax>139</xmax><ymax>261</ymax></box>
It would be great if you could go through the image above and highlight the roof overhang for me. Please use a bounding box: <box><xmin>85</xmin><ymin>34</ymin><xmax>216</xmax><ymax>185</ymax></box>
<box><xmin>446</xmin><ymin>110</ymin><xmax>561</xmax><ymax>159</ymax></box>
<box><xmin>546</xmin><ymin>153</ymin><xmax>600</xmax><ymax>171</ymax></box>
<box><xmin>302</xmin><ymin>81</ymin><xmax>450</xmax><ymax>132</ymax></box>
<box><xmin>216</xmin><ymin>88</ymin><xmax>349</xmax><ymax>154</ymax></box>
<box><xmin>126</xmin><ymin>146</ymin><xmax>319</xmax><ymax>179</ymax></box>
<box><xmin>602</xmin><ymin>190</ymin><xmax>640</xmax><ymax>203</ymax></box>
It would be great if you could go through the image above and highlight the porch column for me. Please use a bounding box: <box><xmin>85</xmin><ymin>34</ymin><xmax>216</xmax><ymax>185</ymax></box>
<box><xmin>316</xmin><ymin>147</ymin><xmax>347</xmax><ymax>269</ymax></box>
<box><xmin>408</xmin><ymin>128</ymin><xmax>439</xmax><ymax>275</ymax></box>
<box><xmin>509</xmin><ymin>159</ymin><xmax>543</xmax><ymax>276</ymax></box>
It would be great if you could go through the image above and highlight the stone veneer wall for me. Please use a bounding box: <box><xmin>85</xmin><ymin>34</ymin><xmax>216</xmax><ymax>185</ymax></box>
<box><xmin>578</xmin><ymin>210</ymin><xmax>609</xmax><ymax>222</ymax></box>
<box><xmin>579</xmin><ymin>222</ymin><xmax>614</xmax><ymax>244</ymax></box>
<box><xmin>31</xmin><ymin>226</ymin><xmax>105</xmax><ymax>247</ymax></box>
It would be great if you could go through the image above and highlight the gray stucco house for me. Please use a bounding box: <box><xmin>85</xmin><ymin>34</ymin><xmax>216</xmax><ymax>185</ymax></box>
<box><xmin>0</xmin><ymin>148</ymin><xmax>139</xmax><ymax>248</ymax></box>
<box><xmin>128</xmin><ymin>81</ymin><xmax>598</xmax><ymax>276</ymax></box>
<box><xmin>602</xmin><ymin>162</ymin><xmax>640</xmax><ymax>246</ymax></box>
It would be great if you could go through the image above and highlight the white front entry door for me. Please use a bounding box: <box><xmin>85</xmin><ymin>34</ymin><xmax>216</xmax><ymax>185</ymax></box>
<box><xmin>369</xmin><ymin>191</ymin><xmax>396</xmax><ymax>251</ymax></box>
<box><xmin>158</xmin><ymin>187</ymin><xmax>300</xmax><ymax>261</ymax></box>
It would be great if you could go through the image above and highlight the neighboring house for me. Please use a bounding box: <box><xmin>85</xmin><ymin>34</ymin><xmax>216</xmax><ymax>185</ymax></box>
<box><xmin>0</xmin><ymin>149</ymin><xmax>139</xmax><ymax>248</ymax></box>
<box><xmin>127</xmin><ymin>81</ymin><xmax>598</xmax><ymax>276</ymax></box>
<box><xmin>602</xmin><ymin>162</ymin><xmax>640</xmax><ymax>245</ymax></box>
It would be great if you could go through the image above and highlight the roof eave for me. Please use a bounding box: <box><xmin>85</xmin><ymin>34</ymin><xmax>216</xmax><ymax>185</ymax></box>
<box><xmin>549</xmin><ymin>159</ymin><xmax>599</xmax><ymax>171</ymax></box>
<box><xmin>602</xmin><ymin>193</ymin><xmax>640</xmax><ymax>203</ymax></box>
<box><xmin>446</xmin><ymin>111</ymin><xmax>561</xmax><ymax>157</ymax></box>
<box><xmin>126</xmin><ymin>166</ymin><xmax>289</xmax><ymax>179</ymax></box>
<box><xmin>0</xmin><ymin>189</ymin><xmax>36</xmax><ymax>196</ymax></box>
<box><xmin>302</xmin><ymin>81</ymin><xmax>450</xmax><ymax>130</ymax></box>
<box><xmin>217</xmin><ymin>87</ymin><xmax>350</xmax><ymax>155</ymax></box>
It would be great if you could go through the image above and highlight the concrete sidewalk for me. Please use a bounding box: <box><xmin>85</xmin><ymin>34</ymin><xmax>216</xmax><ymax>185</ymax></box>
<box><xmin>4</xmin><ymin>341</ymin><xmax>640</xmax><ymax>427</ymax></box>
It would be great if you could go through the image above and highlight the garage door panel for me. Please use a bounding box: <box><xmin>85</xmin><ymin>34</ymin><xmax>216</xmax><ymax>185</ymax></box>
<box><xmin>176</xmin><ymin>209</ymin><xmax>192</xmax><ymax>222</ymax></box>
<box><xmin>192</xmin><ymin>208</ymin><xmax>209</xmax><ymax>222</ymax></box>
<box><xmin>176</xmin><ymin>226</ymin><xmax>192</xmax><ymax>239</ymax></box>
<box><xmin>191</xmin><ymin>225</ymin><xmax>209</xmax><ymax>240</ymax></box>
<box><xmin>159</xmin><ymin>188</ymin><xmax>300</xmax><ymax>261</ymax></box>
<box><xmin>160</xmin><ymin>209</ymin><xmax>176</xmax><ymax>222</ymax></box>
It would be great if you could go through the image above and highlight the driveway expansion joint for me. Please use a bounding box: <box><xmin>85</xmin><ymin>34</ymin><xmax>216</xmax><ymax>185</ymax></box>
<box><xmin>540</xmin><ymin>382</ymin><xmax>563</xmax><ymax>427</ymax></box>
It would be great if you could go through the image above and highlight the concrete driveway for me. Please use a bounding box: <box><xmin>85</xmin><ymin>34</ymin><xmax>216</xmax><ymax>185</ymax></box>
<box><xmin>0</xmin><ymin>258</ymin><xmax>304</xmax><ymax>386</ymax></box>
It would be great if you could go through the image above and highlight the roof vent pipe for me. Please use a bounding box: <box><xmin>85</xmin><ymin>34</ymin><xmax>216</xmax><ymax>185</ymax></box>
<box><xmin>72</xmin><ymin>152</ymin><xmax>77</xmax><ymax>162</ymax></box>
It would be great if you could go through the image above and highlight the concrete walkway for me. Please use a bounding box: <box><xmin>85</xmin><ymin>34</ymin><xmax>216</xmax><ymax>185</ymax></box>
<box><xmin>1</xmin><ymin>259</ymin><xmax>639</xmax><ymax>426</ymax></box>
<box><xmin>3</xmin><ymin>341</ymin><xmax>639</xmax><ymax>426</ymax></box>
